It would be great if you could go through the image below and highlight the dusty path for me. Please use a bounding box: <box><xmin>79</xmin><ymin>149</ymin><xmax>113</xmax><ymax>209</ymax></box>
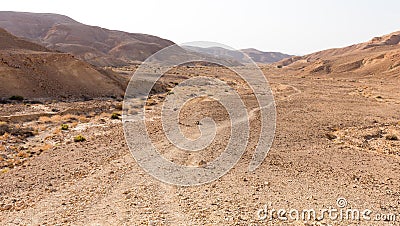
<box><xmin>1</xmin><ymin>66</ymin><xmax>400</xmax><ymax>225</ymax></box>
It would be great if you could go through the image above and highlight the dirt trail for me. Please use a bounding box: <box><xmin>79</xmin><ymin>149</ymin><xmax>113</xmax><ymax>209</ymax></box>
<box><xmin>1</xmin><ymin>66</ymin><xmax>400</xmax><ymax>225</ymax></box>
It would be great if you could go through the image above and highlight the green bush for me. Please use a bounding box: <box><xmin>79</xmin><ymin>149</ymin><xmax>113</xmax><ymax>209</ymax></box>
<box><xmin>74</xmin><ymin>134</ymin><xmax>86</xmax><ymax>142</ymax></box>
<box><xmin>61</xmin><ymin>124</ymin><xmax>69</xmax><ymax>130</ymax></box>
<box><xmin>111</xmin><ymin>113</ymin><xmax>121</xmax><ymax>119</ymax></box>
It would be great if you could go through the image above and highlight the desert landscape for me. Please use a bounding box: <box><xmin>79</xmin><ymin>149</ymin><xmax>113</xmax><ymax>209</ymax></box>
<box><xmin>0</xmin><ymin>9</ymin><xmax>400</xmax><ymax>226</ymax></box>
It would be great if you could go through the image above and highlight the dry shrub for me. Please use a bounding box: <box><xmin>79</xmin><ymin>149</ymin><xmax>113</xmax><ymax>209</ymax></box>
<box><xmin>52</xmin><ymin>127</ymin><xmax>61</xmax><ymax>135</ymax></box>
<box><xmin>61</xmin><ymin>114</ymin><xmax>76</xmax><ymax>121</ymax></box>
<box><xmin>38</xmin><ymin>116</ymin><xmax>52</xmax><ymax>124</ymax></box>
<box><xmin>50</xmin><ymin>115</ymin><xmax>62</xmax><ymax>122</ymax></box>
<box><xmin>33</xmin><ymin>143</ymin><xmax>53</xmax><ymax>153</ymax></box>
<box><xmin>77</xmin><ymin>115</ymin><xmax>90</xmax><ymax>123</ymax></box>
<box><xmin>17</xmin><ymin>151</ymin><xmax>29</xmax><ymax>158</ymax></box>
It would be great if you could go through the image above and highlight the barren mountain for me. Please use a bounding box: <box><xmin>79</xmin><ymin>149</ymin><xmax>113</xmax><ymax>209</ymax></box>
<box><xmin>0</xmin><ymin>28</ymin><xmax>48</xmax><ymax>52</ymax></box>
<box><xmin>0</xmin><ymin>28</ymin><xmax>126</xmax><ymax>100</ymax></box>
<box><xmin>241</xmin><ymin>48</ymin><xmax>292</xmax><ymax>63</ymax></box>
<box><xmin>183</xmin><ymin>45</ymin><xmax>292</xmax><ymax>64</ymax></box>
<box><xmin>0</xmin><ymin>11</ymin><xmax>175</xmax><ymax>66</ymax></box>
<box><xmin>279</xmin><ymin>31</ymin><xmax>400</xmax><ymax>77</ymax></box>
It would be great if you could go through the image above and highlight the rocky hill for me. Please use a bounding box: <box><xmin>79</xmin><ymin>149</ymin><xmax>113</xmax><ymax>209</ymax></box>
<box><xmin>0</xmin><ymin>11</ymin><xmax>175</xmax><ymax>66</ymax></box>
<box><xmin>279</xmin><ymin>31</ymin><xmax>400</xmax><ymax>77</ymax></box>
<box><xmin>183</xmin><ymin>45</ymin><xmax>292</xmax><ymax>64</ymax></box>
<box><xmin>0</xmin><ymin>28</ymin><xmax>126</xmax><ymax>100</ymax></box>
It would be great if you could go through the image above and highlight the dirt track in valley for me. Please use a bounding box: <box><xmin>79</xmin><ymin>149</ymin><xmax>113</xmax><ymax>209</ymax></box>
<box><xmin>1</xmin><ymin>65</ymin><xmax>400</xmax><ymax>225</ymax></box>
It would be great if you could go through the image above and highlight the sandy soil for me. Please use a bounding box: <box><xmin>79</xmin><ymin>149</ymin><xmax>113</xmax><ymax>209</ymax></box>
<box><xmin>0</xmin><ymin>65</ymin><xmax>400</xmax><ymax>225</ymax></box>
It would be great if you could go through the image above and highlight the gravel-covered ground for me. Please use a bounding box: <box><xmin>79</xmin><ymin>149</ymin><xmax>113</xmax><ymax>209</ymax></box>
<box><xmin>0</xmin><ymin>65</ymin><xmax>400</xmax><ymax>225</ymax></box>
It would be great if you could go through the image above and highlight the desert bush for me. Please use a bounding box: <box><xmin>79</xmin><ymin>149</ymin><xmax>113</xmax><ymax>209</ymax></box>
<box><xmin>77</xmin><ymin>115</ymin><xmax>90</xmax><ymax>123</ymax></box>
<box><xmin>39</xmin><ymin>116</ymin><xmax>52</xmax><ymax>124</ymax></box>
<box><xmin>61</xmin><ymin>124</ymin><xmax>69</xmax><ymax>130</ymax></box>
<box><xmin>36</xmin><ymin>143</ymin><xmax>53</xmax><ymax>152</ymax></box>
<box><xmin>74</xmin><ymin>134</ymin><xmax>86</xmax><ymax>142</ymax></box>
<box><xmin>111</xmin><ymin>113</ymin><xmax>121</xmax><ymax>119</ymax></box>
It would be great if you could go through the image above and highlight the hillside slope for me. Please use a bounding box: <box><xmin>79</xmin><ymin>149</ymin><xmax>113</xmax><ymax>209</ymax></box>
<box><xmin>0</xmin><ymin>11</ymin><xmax>175</xmax><ymax>66</ymax></box>
<box><xmin>279</xmin><ymin>31</ymin><xmax>400</xmax><ymax>77</ymax></box>
<box><xmin>0</xmin><ymin>28</ymin><xmax>126</xmax><ymax>100</ymax></box>
<box><xmin>183</xmin><ymin>46</ymin><xmax>292</xmax><ymax>64</ymax></box>
<box><xmin>241</xmin><ymin>48</ymin><xmax>292</xmax><ymax>63</ymax></box>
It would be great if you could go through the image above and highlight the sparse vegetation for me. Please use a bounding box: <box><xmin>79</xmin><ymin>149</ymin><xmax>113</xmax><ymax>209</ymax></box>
<box><xmin>111</xmin><ymin>113</ymin><xmax>121</xmax><ymax>119</ymax></box>
<box><xmin>1</xmin><ymin>10</ymin><xmax>400</xmax><ymax>223</ymax></box>
<box><xmin>61</xmin><ymin>124</ymin><xmax>69</xmax><ymax>130</ymax></box>
<box><xmin>74</xmin><ymin>134</ymin><xmax>86</xmax><ymax>142</ymax></box>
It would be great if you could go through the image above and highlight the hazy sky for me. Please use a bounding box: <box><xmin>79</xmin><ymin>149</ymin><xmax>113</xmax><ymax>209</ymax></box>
<box><xmin>2</xmin><ymin>0</ymin><xmax>400</xmax><ymax>55</ymax></box>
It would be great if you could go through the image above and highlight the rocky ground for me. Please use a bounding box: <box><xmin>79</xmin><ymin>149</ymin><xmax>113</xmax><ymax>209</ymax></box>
<box><xmin>0</xmin><ymin>65</ymin><xmax>400</xmax><ymax>225</ymax></box>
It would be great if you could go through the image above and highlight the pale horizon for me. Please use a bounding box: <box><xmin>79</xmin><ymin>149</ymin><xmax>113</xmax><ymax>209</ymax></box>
<box><xmin>2</xmin><ymin>0</ymin><xmax>400</xmax><ymax>55</ymax></box>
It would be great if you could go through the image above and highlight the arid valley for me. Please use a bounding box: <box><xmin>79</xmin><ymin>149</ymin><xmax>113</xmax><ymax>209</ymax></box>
<box><xmin>1</xmin><ymin>8</ymin><xmax>400</xmax><ymax>226</ymax></box>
